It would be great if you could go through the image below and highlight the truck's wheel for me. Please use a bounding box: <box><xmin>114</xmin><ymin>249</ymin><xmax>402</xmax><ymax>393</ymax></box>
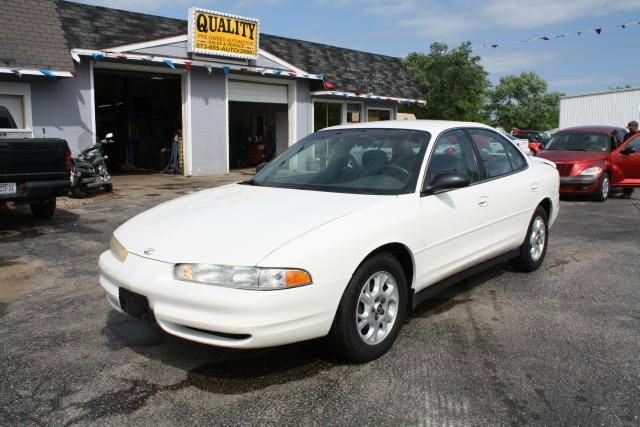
<box><xmin>103</xmin><ymin>183</ymin><xmax>113</xmax><ymax>192</ymax></box>
<box><xmin>30</xmin><ymin>198</ymin><xmax>56</xmax><ymax>219</ymax></box>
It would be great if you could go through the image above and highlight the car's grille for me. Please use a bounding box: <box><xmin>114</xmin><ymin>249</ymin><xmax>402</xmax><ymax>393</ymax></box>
<box><xmin>556</xmin><ymin>163</ymin><xmax>574</xmax><ymax>176</ymax></box>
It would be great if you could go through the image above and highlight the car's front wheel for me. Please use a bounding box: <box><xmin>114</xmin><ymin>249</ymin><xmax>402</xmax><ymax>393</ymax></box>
<box><xmin>595</xmin><ymin>173</ymin><xmax>610</xmax><ymax>202</ymax></box>
<box><xmin>511</xmin><ymin>206</ymin><xmax>549</xmax><ymax>272</ymax></box>
<box><xmin>331</xmin><ymin>252</ymin><xmax>407</xmax><ymax>363</ymax></box>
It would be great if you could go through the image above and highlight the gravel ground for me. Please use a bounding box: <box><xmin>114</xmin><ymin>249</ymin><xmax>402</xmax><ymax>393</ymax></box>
<box><xmin>1</xmin><ymin>174</ymin><xmax>639</xmax><ymax>425</ymax></box>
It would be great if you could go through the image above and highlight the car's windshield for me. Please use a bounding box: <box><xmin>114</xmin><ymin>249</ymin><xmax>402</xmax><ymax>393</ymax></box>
<box><xmin>545</xmin><ymin>133</ymin><xmax>609</xmax><ymax>152</ymax></box>
<box><xmin>248</xmin><ymin>128</ymin><xmax>431</xmax><ymax>195</ymax></box>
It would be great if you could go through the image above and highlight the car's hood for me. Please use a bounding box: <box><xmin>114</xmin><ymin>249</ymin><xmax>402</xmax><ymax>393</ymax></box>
<box><xmin>537</xmin><ymin>150</ymin><xmax>608</xmax><ymax>163</ymax></box>
<box><xmin>115</xmin><ymin>183</ymin><xmax>388</xmax><ymax>265</ymax></box>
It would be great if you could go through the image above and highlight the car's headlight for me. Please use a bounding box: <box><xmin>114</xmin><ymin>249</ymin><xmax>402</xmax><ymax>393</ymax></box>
<box><xmin>173</xmin><ymin>264</ymin><xmax>312</xmax><ymax>290</ymax></box>
<box><xmin>110</xmin><ymin>235</ymin><xmax>128</xmax><ymax>262</ymax></box>
<box><xmin>579</xmin><ymin>166</ymin><xmax>603</xmax><ymax>176</ymax></box>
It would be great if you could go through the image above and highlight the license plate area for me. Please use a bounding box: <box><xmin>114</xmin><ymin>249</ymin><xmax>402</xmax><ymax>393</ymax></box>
<box><xmin>0</xmin><ymin>182</ymin><xmax>16</xmax><ymax>195</ymax></box>
<box><xmin>119</xmin><ymin>288</ymin><xmax>155</xmax><ymax>322</ymax></box>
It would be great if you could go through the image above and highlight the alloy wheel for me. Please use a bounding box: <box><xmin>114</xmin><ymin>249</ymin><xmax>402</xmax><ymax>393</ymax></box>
<box><xmin>529</xmin><ymin>216</ymin><xmax>546</xmax><ymax>262</ymax></box>
<box><xmin>355</xmin><ymin>271</ymin><xmax>399</xmax><ymax>345</ymax></box>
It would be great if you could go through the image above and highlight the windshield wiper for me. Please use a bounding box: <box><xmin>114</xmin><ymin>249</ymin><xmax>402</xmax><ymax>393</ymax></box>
<box><xmin>240</xmin><ymin>179</ymin><xmax>260</xmax><ymax>186</ymax></box>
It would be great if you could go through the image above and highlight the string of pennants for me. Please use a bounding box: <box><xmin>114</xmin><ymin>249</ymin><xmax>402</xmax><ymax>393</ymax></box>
<box><xmin>315</xmin><ymin>88</ymin><xmax>426</xmax><ymax>106</ymax></box>
<box><xmin>472</xmin><ymin>20</ymin><xmax>640</xmax><ymax>50</ymax></box>
<box><xmin>69</xmin><ymin>49</ymin><xmax>325</xmax><ymax>81</ymax></box>
<box><xmin>3</xmin><ymin>49</ymin><xmax>426</xmax><ymax>105</ymax></box>
<box><xmin>68</xmin><ymin>49</ymin><xmax>425</xmax><ymax>105</ymax></box>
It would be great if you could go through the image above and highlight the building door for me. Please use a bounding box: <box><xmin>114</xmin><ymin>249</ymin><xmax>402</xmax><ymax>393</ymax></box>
<box><xmin>227</xmin><ymin>80</ymin><xmax>289</xmax><ymax>168</ymax></box>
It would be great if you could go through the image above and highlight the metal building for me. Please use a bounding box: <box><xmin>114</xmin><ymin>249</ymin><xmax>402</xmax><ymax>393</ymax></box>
<box><xmin>559</xmin><ymin>88</ymin><xmax>640</xmax><ymax>129</ymax></box>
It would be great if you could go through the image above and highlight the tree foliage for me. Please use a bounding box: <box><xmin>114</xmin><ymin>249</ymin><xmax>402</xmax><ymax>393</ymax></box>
<box><xmin>402</xmin><ymin>42</ymin><xmax>491</xmax><ymax>122</ymax></box>
<box><xmin>488</xmin><ymin>72</ymin><xmax>563</xmax><ymax>131</ymax></box>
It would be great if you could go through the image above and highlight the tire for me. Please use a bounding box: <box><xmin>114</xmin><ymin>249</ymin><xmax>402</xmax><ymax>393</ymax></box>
<box><xmin>622</xmin><ymin>188</ymin><xmax>634</xmax><ymax>199</ymax></box>
<box><xmin>30</xmin><ymin>198</ymin><xmax>56</xmax><ymax>219</ymax></box>
<box><xmin>510</xmin><ymin>206</ymin><xmax>549</xmax><ymax>272</ymax></box>
<box><xmin>71</xmin><ymin>185</ymin><xmax>86</xmax><ymax>198</ymax></box>
<box><xmin>594</xmin><ymin>173</ymin><xmax>610</xmax><ymax>202</ymax></box>
<box><xmin>103</xmin><ymin>183</ymin><xmax>113</xmax><ymax>192</ymax></box>
<box><xmin>330</xmin><ymin>252</ymin><xmax>407</xmax><ymax>363</ymax></box>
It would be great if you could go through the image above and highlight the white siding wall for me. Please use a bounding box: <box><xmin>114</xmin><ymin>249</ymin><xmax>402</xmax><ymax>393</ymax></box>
<box><xmin>29</xmin><ymin>61</ymin><xmax>94</xmax><ymax>154</ymax></box>
<box><xmin>189</xmin><ymin>69</ymin><xmax>228</xmax><ymax>176</ymax></box>
<box><xmin>560</xmin><ymin>89</ymin><xmax>640</xmax><ymax>129</ymax></box>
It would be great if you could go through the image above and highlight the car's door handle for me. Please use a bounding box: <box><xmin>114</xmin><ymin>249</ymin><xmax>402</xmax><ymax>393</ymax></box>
<box><xmin>478</xmin><ymin>196</ymin><xmax>489</xmax><ymax>207</ymax></box>
<box><xmin>531</xmin><ymin>183</ymin><xmax>540</xmax><ymax>192</ymax></box>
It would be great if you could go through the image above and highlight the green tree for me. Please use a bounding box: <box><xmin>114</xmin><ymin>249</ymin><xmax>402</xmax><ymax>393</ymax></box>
<box><xmin>488</xmin><ymin>72</ymin><xmax>563</xmax><ymax>131</ymax></box>
<box><xmin>402</xmin><ymin>41</ymin><xmax>491</xmax><ymax>122</ymax></box>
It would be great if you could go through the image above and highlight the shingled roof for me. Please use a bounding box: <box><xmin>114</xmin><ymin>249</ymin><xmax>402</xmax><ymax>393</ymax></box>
<box><xmin>260</xmin><ymin>35</ymin><xmax>423</xmax><ymax>100</ymax></box>
<box><xmin>1</xmin><ymin>0</ymin><xmax>424</xmax><ymax>100</ymax></box>
<box><xmin>0</xmin><ymin>0</ymin><xmax>73</xmax><ymax>71</ymax></box>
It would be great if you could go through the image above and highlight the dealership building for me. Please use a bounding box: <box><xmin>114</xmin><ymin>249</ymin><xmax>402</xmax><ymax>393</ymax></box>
<box><xmin>0</xmin><ymin>0</ymin><xmax>425</xmax><ymax>176</ymax></box>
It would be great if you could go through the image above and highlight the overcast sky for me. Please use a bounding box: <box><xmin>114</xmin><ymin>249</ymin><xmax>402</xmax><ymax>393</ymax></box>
<box><xmin>75</xmin><ymin>0</ymin><xmax>640</xmax><ymax>95</ymax></box>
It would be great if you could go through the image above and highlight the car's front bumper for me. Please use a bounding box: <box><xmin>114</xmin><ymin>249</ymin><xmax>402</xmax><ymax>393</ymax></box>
<box><xmin>98</xmin><ymin>251</ymin><xmax>346</xmax><ymax>348</ymax></box>
<box><xmin>559</xmin><ymin>175</ymin><xmax>599</xmax><ymax>194</ymax></box>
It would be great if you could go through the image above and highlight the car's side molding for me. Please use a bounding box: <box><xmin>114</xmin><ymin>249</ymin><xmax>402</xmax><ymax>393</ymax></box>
<box><xmin>410</xmin><ymin>249</ymin><xmax>519</xmax><ymax>310</ymax></box>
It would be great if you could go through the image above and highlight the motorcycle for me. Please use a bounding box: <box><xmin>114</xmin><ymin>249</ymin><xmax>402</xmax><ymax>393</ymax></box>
<box><xmin>70</xmin><ymin>133</ymin><xmax>114</xmax><ymax>198</ymax></box>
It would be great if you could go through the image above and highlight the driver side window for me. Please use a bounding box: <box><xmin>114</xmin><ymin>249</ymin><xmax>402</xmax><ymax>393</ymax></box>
<box><xmin>625</xmin><ymin>137</ymin><xmax>640</xmax><ymax>151</ymax></box>
<box><xmin>424</xmin><ymin>130</ymin><xmax>479</xmax><ymax>189</ymax></box>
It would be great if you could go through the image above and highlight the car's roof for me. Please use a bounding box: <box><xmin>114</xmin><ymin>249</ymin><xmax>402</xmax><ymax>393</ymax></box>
<box><xmin>323</xmin><ymin>119</ymin><xmax>495</xmax><ymax>135</ymax></box>
<box><xmin>557</xmin><ymin>125</ymin><xmax>625</xmax><ymax>134</ymax></box>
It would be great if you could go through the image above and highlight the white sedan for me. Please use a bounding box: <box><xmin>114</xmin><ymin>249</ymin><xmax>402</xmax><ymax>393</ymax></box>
<box><xmin>99</xmin><ymin>120</ymin><xmax>559</xmax><ymax>362</ymax></box>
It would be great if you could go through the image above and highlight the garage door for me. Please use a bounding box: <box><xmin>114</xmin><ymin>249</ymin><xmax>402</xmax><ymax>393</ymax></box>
<box><xmin>228</xmin><ymin>81</ymin><xmax>288</xmax><ymax>104</ymax></box>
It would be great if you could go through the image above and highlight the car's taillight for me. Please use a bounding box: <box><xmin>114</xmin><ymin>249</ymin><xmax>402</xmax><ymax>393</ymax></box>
<box><xmin>65</xmin><ymin>148</ymin><xmax>72</xmax><ymax>173</ymax></box>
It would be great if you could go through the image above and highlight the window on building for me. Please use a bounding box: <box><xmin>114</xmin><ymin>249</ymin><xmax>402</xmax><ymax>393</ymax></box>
<box><xmin>0</xmin><ymin>94</ymin><xmax>24</xmax><ymax>129</ymax></box>
<box><xmin>367</xmin><ymin>108</ymin><xmax>392</xmax><ymax>122</ymax></box>
<box><xmin>314</xmin><ymin>102</ymin><xmax>342</xmax><ymax>131</ymax></box>
<box><xmin>347</xmin><ymin>103</ymin><xmax>361</xmax><ymax>123</ymax></box>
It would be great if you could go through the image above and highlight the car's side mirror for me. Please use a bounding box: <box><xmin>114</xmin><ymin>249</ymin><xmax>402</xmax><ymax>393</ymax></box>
<box><xmin>421</xmin><ymin>172</ymin><xmax>471</xmax><ymax>196</ymax></box>
<box><xmin>620</xmin><ymin>147</ymin><xmax>636</xmax><ymax>155</ymax></box>
<box><xmin>256</xmin><ymin>162</ymin><xmax>269</xmax><ymax>173</ymax></box>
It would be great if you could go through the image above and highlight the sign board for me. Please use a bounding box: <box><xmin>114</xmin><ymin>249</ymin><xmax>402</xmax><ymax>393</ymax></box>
<box><xmin>188</xmin><ymin>8</ymin><xmax>259</xmax><ymax>60</ymax></box>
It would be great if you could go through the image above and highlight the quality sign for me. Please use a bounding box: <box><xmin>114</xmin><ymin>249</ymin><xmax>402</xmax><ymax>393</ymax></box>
<box><xmin>188</xmin><ymin>8</ymin><xmax>259</xmax><ymax>60</ymax></box>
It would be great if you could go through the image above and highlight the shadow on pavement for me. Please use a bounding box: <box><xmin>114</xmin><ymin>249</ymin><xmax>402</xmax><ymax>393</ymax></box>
<box><xmin>411</xmin><ymin>263</ymin><xmax>510</xmax><ymax>319</ymax></box>
<box><xmin>102</xmin><ymin>310</ymin><xmax>337</xmax><ymax>396</ymax></box>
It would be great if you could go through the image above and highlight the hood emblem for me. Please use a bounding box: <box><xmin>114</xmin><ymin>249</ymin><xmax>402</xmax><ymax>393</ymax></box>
<box><xmin>144</xmin><ymin>248</ymin><xmax>155</xmax><ymax>255</ymax></box>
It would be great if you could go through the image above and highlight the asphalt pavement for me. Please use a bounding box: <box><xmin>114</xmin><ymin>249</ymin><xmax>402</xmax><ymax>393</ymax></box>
<box><xmin>1</xmin><ymin>174</ymin><xmax>639</xmax><ymax>425</ymax></box>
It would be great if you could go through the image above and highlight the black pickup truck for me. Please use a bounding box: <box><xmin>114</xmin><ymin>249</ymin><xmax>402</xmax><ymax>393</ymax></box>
<box><xmin>1</xmin><ymin>108</ymin><xmax>71</xmax><ymax>219</ymax></box>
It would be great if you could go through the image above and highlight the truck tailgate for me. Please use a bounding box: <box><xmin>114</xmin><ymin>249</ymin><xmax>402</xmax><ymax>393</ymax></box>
<box><xmin>0</xmin><ymin>138</ymin><xmax>69</xmax><ymax>181</ymax></box>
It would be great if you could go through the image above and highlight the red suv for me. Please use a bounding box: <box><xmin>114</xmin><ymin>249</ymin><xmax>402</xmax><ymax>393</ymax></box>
<box><xmin>537</xmin><ymin>126</ymin><xmax>640</xmax><ymax>201</ymax></box>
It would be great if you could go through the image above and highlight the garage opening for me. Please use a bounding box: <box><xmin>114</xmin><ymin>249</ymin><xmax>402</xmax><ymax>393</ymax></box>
<box><xmin>228</xmin><ymin>80</ymin><xmax>289</xmax><ymax>169</ymax></box>
<box><xmin>94</xmin><ymin>69</ymin><xmax>182</xmax><ymax>173</ymax></box>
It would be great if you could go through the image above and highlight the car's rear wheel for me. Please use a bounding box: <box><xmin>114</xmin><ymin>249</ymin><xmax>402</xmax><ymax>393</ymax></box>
<box><xmin>595</xmin><ymin>173</ymin><xmax>610</xmax><ymax>202</ymax></box>
<box><xmin>331</xmin><ymin>253</ymin><xmax>407</xmax><ymax>363</ymax></box>
<box><xmin>30</xmin><ymin>198</ymin><xmax>56</xmax><ymax>219</ymax></box>
<box><xmin>511</xmin><ymin>206</ymin><xmax>548</xmax><ymax>272</ymax></box>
